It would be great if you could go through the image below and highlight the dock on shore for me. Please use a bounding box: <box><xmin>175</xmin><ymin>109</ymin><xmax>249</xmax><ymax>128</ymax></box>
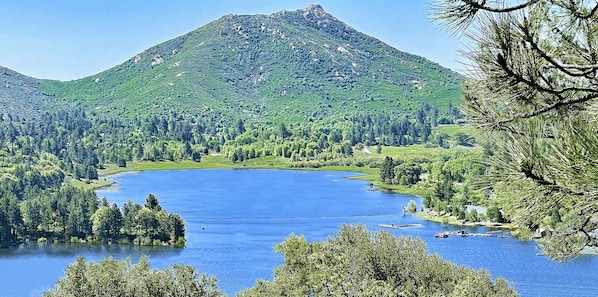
<box><xmin>378</xmin><ymin>223</ymin><xmax>422</xmax><ymax>229</ymax></box>
<box><xmin>435</xmin><ymin>229</ymin><xmax>494</xmax><ymax>238</ymax></box>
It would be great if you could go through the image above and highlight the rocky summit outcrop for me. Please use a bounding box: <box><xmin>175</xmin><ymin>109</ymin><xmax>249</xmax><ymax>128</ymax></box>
<box><xmin>303</xmin><ymin>4</ymin><xmax>328</xmax><ymax>20</ymax></box>
<box><xmin>2</xmin><ymin>4</ymin><xmax>463</xmax><ymax>123</ymax></box>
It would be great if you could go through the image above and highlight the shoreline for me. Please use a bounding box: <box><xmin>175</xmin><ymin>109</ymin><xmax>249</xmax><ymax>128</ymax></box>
<box><xmin>95</xmin><ymin>171</ymin><xmax>136</xmax><ymax>191</ymax></box>
<box><xmin>95</xmin><ymin>158</ymin><xmax>381</xmax><ymax>190</ymax></box>
<box><xmin>91</xmin><ymin>155</ymin><xmax>502</xmax><ymax>230</ymax></box>
<box><xmin>92</xmin><ymin>163</ymin><xmax>369</xmax><ymax>196</ymax></box>
<box><xmin>92</xmin><ymin>159</ymin><xmax>511</xmax><ymax>231</ymax></box>
<box><xmin>414</xmin><ymin>212</ymin><xmax>515</xmax><ymax>230</ymax></box>
<box><xmin>90</xmin><ymin>160</ymin><xmax>598</xmax><ymax>258</ymax></box>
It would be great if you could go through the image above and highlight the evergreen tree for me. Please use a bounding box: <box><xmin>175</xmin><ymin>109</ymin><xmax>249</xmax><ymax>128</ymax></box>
<box><xmin>394</xmin><ymin>161</ymin><xmax>422</xmax><ymax>186</ymax></box>
<box><xmin>91</xmin><ymin>206</ymin><xmax>115</xmax><ymax>242</ymax></box>
<box><xmin>379</xmin><ymin>156</ymin><xmax>395</xmax><ymax>184</ymax></box>
<box><xmin>279</xmin><ymin>123</ymin><xmax>292</xmax><ymax>139</ymax></box>
<box><xmin>0</xmin><ymin>194</ymin><xmax>21</xmax><ymax>248</ymax></box>
<box><xmin>191</xmin><ymin>149</ymin><xmax>202</xmax><ymax>162</ymax></box>
<box><xmin>144</xmin><ymin>194</ymin><xmax>162</xmax><ymax>212</ymax></box>
<box><xmin>121</xmin><ymin>200</ymin><xmax>143</xmax><ymax>241</ymax></box>
<box><xmin>432</xmin><ymin>0</ymin><xmax>598</xmax><ymax>259</ymax></box>
<box><xmin>236</xmin><ymin>119</ymin><xmax>246</xmax><ymax>135</ymax></box>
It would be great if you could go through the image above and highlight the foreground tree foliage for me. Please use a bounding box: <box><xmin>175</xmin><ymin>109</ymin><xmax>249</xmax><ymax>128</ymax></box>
<box><xmin>432</xmin><ymin>0</ymin><xmax>598</xmax><ymax>260</ymax></box>
<box><xmin>44</xmin><ymin>256</ymin><xmax>224</xmax><ymax>297</ymax></box>
<box><xmin>239</xmin><ymin>225</ymin><xmax>518</xmax><ymax>297</ymax></box>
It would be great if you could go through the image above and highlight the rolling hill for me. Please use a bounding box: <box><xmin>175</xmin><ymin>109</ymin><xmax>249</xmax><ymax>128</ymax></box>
<box><xmin>2</xmin><ymin>4</ymin><xmax>463</xmax><ymax>123</ymax></box>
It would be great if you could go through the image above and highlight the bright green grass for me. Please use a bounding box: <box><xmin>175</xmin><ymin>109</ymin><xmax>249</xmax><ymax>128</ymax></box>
<box><xmin>435</xmin><ymin>124</ymin><xmax>475</xmax><ymax>136</ymax></box>
<box><xmin>98</xmin><ymin>155</ymin><xmax>234</xmax><ymax>177</ymax></box>
<box><xmin>97</xmin><ymin>155</ymin><xmax>293</xmax><ymax>178</ymax></box>
<box><xmin>69</xmin><ymin>178</ymin><xmax>112</xmax><ymax>190</ymax></box>
<box><xmin>376</xmin><ymin>143</ymin><xmax>478</xmax><ymax>159</ymax></box>
<box><xmin>377</xmin><ymin>145</ymin><xmax>452</xmax><ymax>158</ymax></box>
<box><xmin>241</xmin><ymin>156</ymin><xmax>290</xmax><ymax>168</ymax></box>
<box><xmin>91</xmin><ymin>144</ymin><xmax>474</xmax><ymax>198</ymax></box>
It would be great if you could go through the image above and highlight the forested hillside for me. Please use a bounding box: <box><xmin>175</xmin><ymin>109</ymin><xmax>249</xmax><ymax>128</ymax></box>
<box><xmin>0</xmin><ymin>99</ymin><xmax>466</xmax><ymax>248</ymax></box>
<box><xmin>0</xmin><ymin>3</ymin><xmax>526</xmax><ymax>296</ymax></box>
<box><xmin>3</xmin><ymin>0</ymin><xmax>595</xmax><ymax>294</ymax></box>
<box><xmin>0</xmin><ymin>110</ymin><xmax>189</xmax><ymax>247</ymax></box>
<box><xmin>1</xmin><ymin>5</ymin><xmax>462</xmax><ymax>124</ymax></box>
<box><xmin>0</xmin><ymin>4</ymin><xmax>470</xmax><ymax>251</ymax></box>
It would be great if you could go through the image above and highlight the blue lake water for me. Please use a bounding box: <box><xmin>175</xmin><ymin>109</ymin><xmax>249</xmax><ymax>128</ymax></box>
<box><xmin>1</xmin><ymin>169</ymin><xmax>597</xmax><ymax>296</ymax></box>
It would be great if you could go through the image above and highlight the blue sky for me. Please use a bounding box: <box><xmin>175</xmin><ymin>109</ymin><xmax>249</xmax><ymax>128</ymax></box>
<box><xmin>0</xmin><ymin>1</ymin><xmax>465</xmax><ymax>81</ymax></box>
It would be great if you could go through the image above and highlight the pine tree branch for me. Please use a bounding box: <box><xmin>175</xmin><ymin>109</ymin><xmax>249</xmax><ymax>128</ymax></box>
<box><xmin>463</xmin><ymin>0</ymin><xmax>540</xmax><ymax>13</ymax></box>
<box><xmin>497</xmin><ymin>92</ymin><xmax>598</xmax><ymax>125</ymax></box>
<box><xmin>521</xmin><ymin>163</ymin><xmax>587</xmax><ymax>197</ymax></box>
<box><xmin>496</xmin><ymin>52</ymin><xmax>598</xmax><ymax>95</ymax></box>
<box><xmin>571</xmin><ymin>2</ymin><xmax>598</xmax><ymax>19</ymax></box>
<box><xmin>572</xmin><ymin>216</ymin><xmax>592</xmax><ymax>255</ymax></box>
<box><xmin>430</xmin><ymin>0</ymin><xmax>540</xmax><ymax>34</ymax></box>
<box><xmin>522</xmin><ymin>30</ymin><xmax>598</xmax><ymax>78</ymax></box>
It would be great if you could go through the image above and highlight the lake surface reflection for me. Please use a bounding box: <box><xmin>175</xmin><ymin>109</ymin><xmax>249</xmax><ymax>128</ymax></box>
<box><xmin>1</xmin><ymin>169</ymin><xmax>597</xmax><ymax>297</ymax></box>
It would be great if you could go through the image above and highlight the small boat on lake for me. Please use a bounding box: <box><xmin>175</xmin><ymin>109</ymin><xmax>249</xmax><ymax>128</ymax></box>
<box><xmin>435</xmin><ymin>232</ymin><xmax>449</xmax><ymax>238</ymax></box>
<box><xmin>378</xmin><ymin>223</ymin><xmax>422</xmax><ymax>229</ymax></box>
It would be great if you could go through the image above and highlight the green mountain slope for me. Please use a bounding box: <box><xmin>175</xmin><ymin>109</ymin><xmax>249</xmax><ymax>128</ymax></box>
<box><xmin>11</xmin><ymin>4</ymin><xmax>463</xmax><ymax>123</ymax></box>
<box><xmin>0</xmin><ymin>66</ymin><xmax>53</xmax><ymax>118</ymax></box>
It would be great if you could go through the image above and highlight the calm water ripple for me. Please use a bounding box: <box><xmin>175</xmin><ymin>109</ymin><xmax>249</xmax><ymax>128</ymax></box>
<box><xmin>0</xmin><ymin>169</ymin><xmax>596</xmax><ymax>297</ymax></box>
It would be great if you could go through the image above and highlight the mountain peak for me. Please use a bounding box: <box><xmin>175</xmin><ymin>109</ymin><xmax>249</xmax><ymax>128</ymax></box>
<box><xmin>302</xmin><ymin>4</ymin><xmax>327</xmax><ymax>19</ymax></box>
<box><xmin>12</xmin><ymin>5</ymin><xmax>463</xmax><ymax>122</ymax></box>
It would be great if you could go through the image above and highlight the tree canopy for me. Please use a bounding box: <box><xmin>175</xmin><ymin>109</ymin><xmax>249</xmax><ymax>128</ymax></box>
<box><xmin>431</xmin><ymin>0</ymin><xmax>598</xmax><ymax>260</ymax></box>
<box><xmin>239</xmin><ymin>225</ymin><xmax>517</xmax><ymax>297</ymax></box>
<box><xmin>44</xmin><ymin>256</ymin><xmax>224</xmax><ymax>297</ymax></box>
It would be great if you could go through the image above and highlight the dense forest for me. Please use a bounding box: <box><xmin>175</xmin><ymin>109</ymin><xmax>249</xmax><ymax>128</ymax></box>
<box><xmin>0</xmin><ymin>110</ymin><xmax>190</xmax><ymax>247</ymax></box>
<box><xmin>0</xmin><ymin>182</ymin><xmax>184</xmax><ymax>248</ymax></box>
<box><xmin>3</xmin><ymin>0</ymin><xmax>596</xmax><ymax>294</ymax></box>
<box><xmin>0</xmin><ymin>102</ymin><xmax>466</xmax><ymax>248</ymax></box>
